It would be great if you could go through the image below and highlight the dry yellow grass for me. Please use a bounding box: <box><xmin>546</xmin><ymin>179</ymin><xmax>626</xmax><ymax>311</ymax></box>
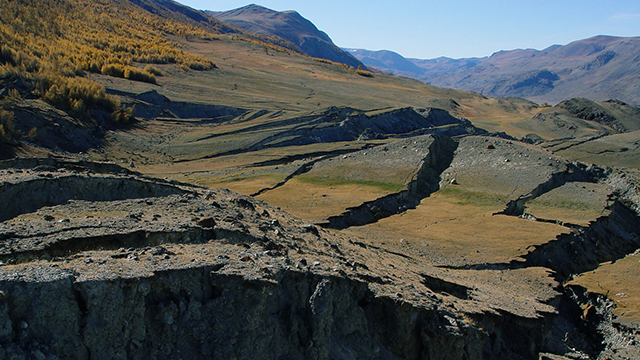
<box><xmin>455</xmin><ymin>97</ymin><xmax>543</xmax><ymax>138</ymax></box>
<box><xmin>569</xmin><ymin>252</ymin><xmax>640</xmax><ymax>325</ymax></box>
<box><xmin>345</xmin><ymin>189</ymin><xmax>569</xmax><ymax>266</ymax></box>
<box><xmin>194</xmin><ymin>173</ymin><xmax>285</xmax><ymax>195</ymax></box>
<box><xmin>256</xmin><ymin>178</ymin><xmax>394</xmax><ymax>223</ymax></box>
<box><xmin>525</xmin><ymin>182</ymin><xmax>610</xmax><ymax>226</ymax></box>
<box><xmin>114</xmin><ymin>37</ymin><xmax>546</xmax><ymax>139</ymax></box>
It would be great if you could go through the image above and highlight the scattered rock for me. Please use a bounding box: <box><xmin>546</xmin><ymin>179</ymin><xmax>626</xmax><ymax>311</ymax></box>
<box><xmin>263</xmin><ymin>241</ymin><xmax>282</xmax><ymax>251</ymax></box>
<box><xmin>150</xmin><ymin>246</ymin><xmax>174</xmax><ymax>256</ymax></box>
<box><xmin>127</xmin><ymin>254</ymin><xmax>140</xmax><ymax>261</ymax></box>
<box><xmin>33</xmin><ymin>350</ymin><xmax>46</xmax><ymax>360</ymax></box>
<box><xmin>32</xmin><ymin>165</ymin><xmax>57</xmax><ymax>172</ymax></box>
<box><xmin>0</xmin><ymin>156</ymin><xmax>637</xmax><ymax>360</ymax></box>
<box><xmin>236</xmin><ymin>198</ymin><xmax>255</xmax><ymax>211</ymax></box>
<box><xmin>302</xmin><ymin>224</ymin><xmax>319</xmax><ymax>235</ymax></box>
<box><xmin>197</xmin><ymin>217</ymin><xmax>216</xmax><ymax>228</ymax></box>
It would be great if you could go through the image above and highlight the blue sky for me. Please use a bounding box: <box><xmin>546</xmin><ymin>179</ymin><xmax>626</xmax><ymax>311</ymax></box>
<box><xmin>177</xmin><ymin>1</ymin><xmax>640</xmax><ymax>59</ymax></box>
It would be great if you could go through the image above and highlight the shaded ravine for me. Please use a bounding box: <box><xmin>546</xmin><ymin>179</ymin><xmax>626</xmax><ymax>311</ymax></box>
<box><xmin>496</xmin><ymin>162</ymin><xmax>607</xmax><ymax>217</ymax></box>
<box><xmin>435</xmin><ymin>163</ymin><xmax>640</xmax><ymax>355</ymax></box>
<box><xmin>193</xmin><ymin>111</ymin><xmax>330</xmax><ymax>142</ymax></box>
<box><xmin>172</xmin><ymin>123</ymin><xmax>368</xmax><ymax>163</ymax></box>
<box><xmin>436</xmin><ymin>196</ymin><xmax>640</xmax><ymax>358</ymax></box>
<box><xmin>176</xmin><ymin>107</ymin><xmax>479</xmax><ymax>163</ymax></box>
<box><xmin>0</xmin><ymin>226</ymin><xmax>260</xmax><ymax>266</ymax></box>
<box><xmin>521</xmin><ymin>199</ymin><xmax>640</xmax><ymax>281</ymax></box>
<box><xmin>1</xmin><ymin>160</ymin><xmax>637</xmax><ymax>359</ymax></box>
<box><xmin>320</xmin><ymin>136</ymin><xmax>458</xmax><ymax>229</ymax></box>
<box><xmin>0</xmin><ymin>175</ymin><xmax>189</xmax><ymax>223</ymax></box>
<box><xmin>251</xmin><ymin>156</ymin><xmax>335</xmax><ymax>197</ymax></box>
<box><xmin>442</xmin><ymin>198</ymin><xmax>640</xmax><ymax>283</ymax></box>
<box><xmin>246</xmin><ymin>146</ymin><xmax>375</xmax><ymax>168</ymax></box>
<box><xmin>519</xmin><ymin>197</ymin><xmax>640</xmax><ymax>357</ymax></box>
<box><xmin>486</xmin><ymin>158</ymin><xmax>640</xmax><ymax>280</ymax></box>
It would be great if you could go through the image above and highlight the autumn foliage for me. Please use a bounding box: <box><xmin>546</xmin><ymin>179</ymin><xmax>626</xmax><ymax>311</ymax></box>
<box><xmin>0</xmin><ymin>0</ymin><xmax>219</xmax><ymax>130</ymax></box>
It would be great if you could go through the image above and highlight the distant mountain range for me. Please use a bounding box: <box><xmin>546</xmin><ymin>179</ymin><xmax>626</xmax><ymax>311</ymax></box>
<box><xmin>347</xmin><ymin>36</ymin><xmax>640</xmax><ymax>106</ymax></box>
<box><xmin>207</xmin><ymin>4</ymin><xmax>364</xmax><ymax>69</ymax></box>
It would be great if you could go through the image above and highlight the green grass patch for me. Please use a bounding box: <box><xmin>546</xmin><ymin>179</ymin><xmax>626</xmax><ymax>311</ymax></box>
<box><xmin>439</xmin><ymin>187</ymin><xmax>505</xmax><ymax>207</ymax></box>
<box><xmin>297</xmin><ymin>175</ymin><xmax>405</xmax><ymax>192</ymax></box>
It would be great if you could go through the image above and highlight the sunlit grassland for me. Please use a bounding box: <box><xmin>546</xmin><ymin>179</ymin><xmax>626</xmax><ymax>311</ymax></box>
<box><xmin>570</xmin><ymin>253</ymin><xmax>640</xmax><ymax>325</ymax></box>
<box><xmin>256</xmin><ymin>178</ymin><xmax>399</xmax><ymax>223</ymax></box>
<box><xmin>345</xmin><ymin>188</ymin><xmax>569</xmax><ymax>266</ymax></box>
<box><xmin>296</xmin><ymin>175</ymin><xmax>405</xmax><ymax>193</ymax></box>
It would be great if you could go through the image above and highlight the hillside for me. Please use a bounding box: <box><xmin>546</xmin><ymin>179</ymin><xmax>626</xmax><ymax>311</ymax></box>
<box><xmin>0</xmin><ymin>0</ymin><xmax>312</xmax><ymax>150</ymax></box>
<box><xmin>1</xmin><ymin>1</ymin><xmax>640</xmax><ymax>359</ymax></box>
<box><xmin>208</xmin><ymin>4</ymin><xmax>364</xmax><ymax>68</ymax></box>
<box><xmin>349</xmin><ymin>35</ymin><xmax>640</xmax><ymax>107</ymax></box>
<box><xmin>516</xmin><ymin>98</ymin><xmax>640</xmax><ymax>169</ymax></box>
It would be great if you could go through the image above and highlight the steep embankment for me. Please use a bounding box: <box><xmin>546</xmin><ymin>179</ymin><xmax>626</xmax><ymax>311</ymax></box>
<box><xmin>322</xmin><ymin>135</ymin><xmax>457</xmax><ymax>229</ymax></box>
<box><xmin>1</xmin><ymin>157</ymin><xmax>633</xmax><ymax>360</ymax></box>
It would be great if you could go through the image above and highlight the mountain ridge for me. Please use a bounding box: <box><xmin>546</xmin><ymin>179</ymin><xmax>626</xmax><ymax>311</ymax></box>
<box><xmin>208</xmin><ymin>4</ymin><xmax>364</xmax><ymax>69</ymax></box>
<box><xmin>349</xmin><ymin>35</ymin><xmax>640</xmax><ymax>106</ymax></box>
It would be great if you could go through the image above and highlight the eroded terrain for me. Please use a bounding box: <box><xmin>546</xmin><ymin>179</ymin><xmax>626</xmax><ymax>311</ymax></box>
<box><xmin>1</xmin><ymin>128</ymin><xmax>640</xmax><ymax>359</ymax></box>
<box><xmin>2</xmin><ymin>29</ymin><xmax>640</xmax><ymax>360</ymax></box>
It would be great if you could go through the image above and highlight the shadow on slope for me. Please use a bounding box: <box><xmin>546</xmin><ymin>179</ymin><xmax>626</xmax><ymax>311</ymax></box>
<box><xmin>190</xmin><ymin>106</ymin><xmax>484</xmax><ymax>160</ymax></box>
<box><xmin>114</xmin><ymin>89</ymin><xmax>249</xmax><ymax>121</ymax></box>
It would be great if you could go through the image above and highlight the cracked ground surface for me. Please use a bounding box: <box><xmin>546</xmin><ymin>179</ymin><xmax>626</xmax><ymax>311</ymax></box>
<box><xmin>3</xmin><ymin>121</ymin><xmax>640</xmax><ymax>359</ymax></box>
<box><xmin>0</xmin><ymin>158</ymin><xmax>581</xmax><ymax>359</ymax></box>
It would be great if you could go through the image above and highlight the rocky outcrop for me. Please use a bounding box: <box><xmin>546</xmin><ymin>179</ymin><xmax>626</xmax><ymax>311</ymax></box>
<box><xmin>186</xmin><ymin>106</ymin><xmax>482</xmax><ymax>161</ymax></box>
<box><xmin>113</xmin><ymin>90</ymin><xmax>248</xmax><ymax>121</ymax></box>
<box><xmin>521</xmin><ymin>199</ymin><xmax>640</xmax><ymax>281</ymax></box>
<box><xmin>497</xmin><ymin>162</ymin><xmax>607</xmax><ymax>217</ymax></box>
<box><xmin>249</xmin><ymin>106</ymin><xmax>478</xmax><ymax>150</ymax></box>
<box><xmin>322</xmin><ymin>135</ymin><xmax>457</xmax><ymax>229</ymax></box>
<box><xmin>0</xmin><ymin>158</ymin><xmax>612</xmax><ymax>360</ymax></box>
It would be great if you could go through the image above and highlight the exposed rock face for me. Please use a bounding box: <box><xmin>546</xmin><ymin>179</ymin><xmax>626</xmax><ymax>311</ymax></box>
<box><xmin>191</xmin><ymin>106</ymin><xmax>483</xmax><ymax>160</ymax></box>
<box><xmin>0</xmin><ymin>157</ymin><xmax>638</xmax><ymax>359</ymax></box>
<box><xmin>126</xmin><ymin>90</ymin><xmax>248</xmax><ymax>121</ymax></box>
<box><xmin>237</xmin><ymin>106</ymin><xmax>481</xmax><ymax>151</ymax></box>
<box><xmin>323</xmin><ymin>135</ymin><xmax>457</xmax><ymax>229</ymax></box>
<box><xmin>6</xmin><ymin>99</ymin><xmax>106</xmax><ymax>154</ymax></box>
